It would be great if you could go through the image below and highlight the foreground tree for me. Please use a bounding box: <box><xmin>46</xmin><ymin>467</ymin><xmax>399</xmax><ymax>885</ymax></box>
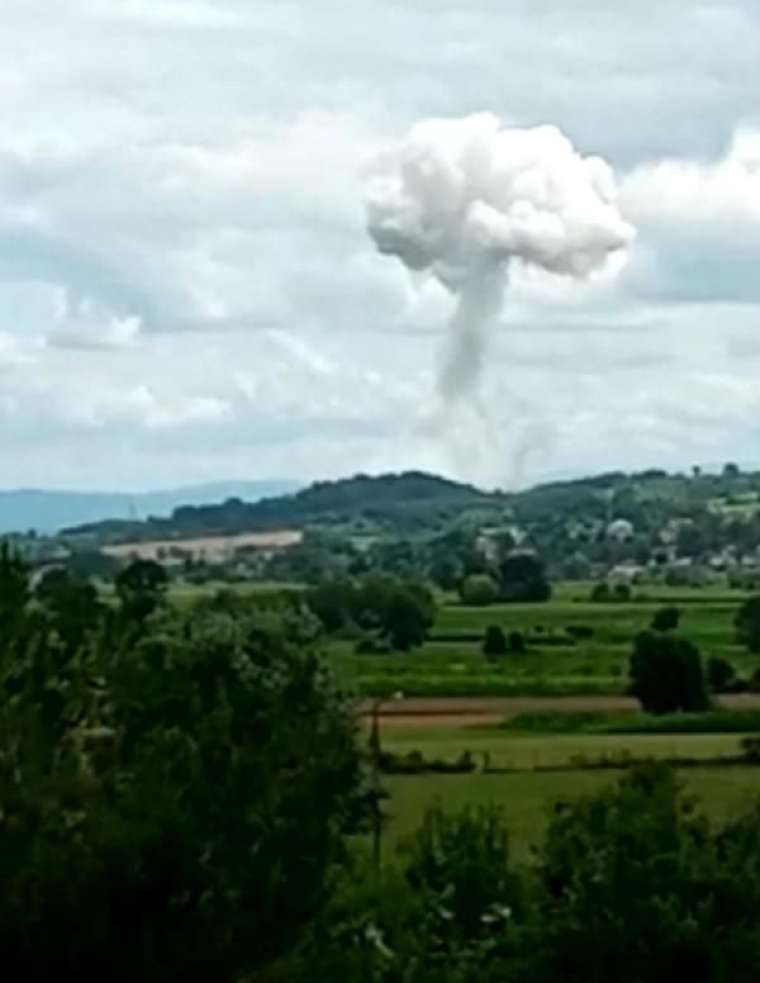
<box><xmin>629</xmin><ymin>630</ymin><xmax>709</xmax><ymax>714</ymax></box>
<box><xmin>0</xmin><ymin>579</ymin><xmax>367</xmax><ymax>981</ymax></box>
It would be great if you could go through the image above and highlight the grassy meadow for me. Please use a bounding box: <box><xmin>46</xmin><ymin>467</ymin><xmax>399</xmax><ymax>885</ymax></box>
<box><xmin>330</xmin><ymin>580</ymin><xmax>753</xmax><ymax>698</ymax></box>
<box><xmin>380</xmin><ymin>766</ymin><xmax>760</xmax><ymax>861</ymax></box>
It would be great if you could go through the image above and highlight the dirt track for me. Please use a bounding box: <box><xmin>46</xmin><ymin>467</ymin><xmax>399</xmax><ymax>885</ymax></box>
<box><xmin>360</xmin><ymin>694</ymin><xmax>760</xmax><ymax>729</ymax></box>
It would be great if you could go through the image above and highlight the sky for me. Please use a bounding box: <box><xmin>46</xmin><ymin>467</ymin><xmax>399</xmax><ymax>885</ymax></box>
<box><xmin>1</xmin><ymin>0</ymin><xmax>760</xmax><ymax>491</ymax></box>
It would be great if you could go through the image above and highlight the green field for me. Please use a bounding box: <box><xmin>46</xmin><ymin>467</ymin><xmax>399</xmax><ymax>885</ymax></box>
<box><xmin>330</xmin><ymin>580</ymin><xmax>752</xmax><ymax>698</ymax></box>
<box><xmin>380</xmin><ymin>767</ymin><xmax>760</xmax><ymax>861</ymax></box>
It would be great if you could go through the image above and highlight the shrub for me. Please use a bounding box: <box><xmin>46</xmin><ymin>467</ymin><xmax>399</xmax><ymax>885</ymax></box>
<box><xmin>613</xmin><ymin>582</ymin><xmax>632</xmax><ymax>601</ymax></box>
<box><xmin>735</xmin><ymin>595</ymin><xmax>760</xmax><ymax>653</ymax></box>
<box><xmin>629</xmin><ymin>629</ymin><xmax>710</xmax><ymax>714</ymax></box>
<box><xmin>565</xmin><ymin>625</ymin><xmax>594</xmax><ymax>640</ymax></box>
<box><xmin>590</xmin><ymin>582</ymin><xmax>610</xmax><ymax>602</ymax></box>
<box><xmin>459</xmin><ymin>574</ymin><xmax>499</xmax><ymax>606</ymax></box>
<box><xmin>482</xmin><ymin>625</ymin><xmax>508</xmax><ymax>659</ymax></box>
<box><xmin>507</xmin><ymin>630</ymin><xmax>526</xmax><ymax>654</ymax></box>
<box><xmin>651</xmin><ymin>605</ymin><xmax>680</xmax><ymax>632</ymax></box>
<box><xmin>707</xmin><ymin>655</ymin><xmax>736</xmax><ymax>693</ymax></box>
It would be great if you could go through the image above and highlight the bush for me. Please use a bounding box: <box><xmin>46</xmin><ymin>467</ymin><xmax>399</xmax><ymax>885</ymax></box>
<box><xmin>590</xmin><ymin>582</ymin><xmax>610</xmax><ymax>602</ymax></box>
<box><xmin>736</xmin><ymin>595</ymin><xmax>760</xmax><ymax>653</ymax></box>
<box><xmin>459</xmin><ymin>574</ymin><xmax>499</xmax><ymax>606</ymax></box>
<box><xmin>613</xmin><ymin>582</ymin><xmax>632</xmax><ymax>601</ymax></box>
<box><xmin>507</xmin><ymin>630</ymin><xmax>526</xmax><ymax>654</ymax></box>
<box><xmin>354</xmin><ymin>636</ymin><xmax>392</xmax><ymax>655</ymax></box>
<box><xmin>565</xmin><ymin>624</ymin><xmax>594</xmax><ymax>640</ymax></box>
<box><xmin>651</xmin><ymin>605</ymin><xmax>680</xmax><ymax>632</ymax></box>
<box><xmin>482</xmin><ymin>625</ymin><xmax>508</xmax><ymax>659</ymax></box>
<box><xmin>629</xmin><ymin>629</ymin><xmax>710</xmax><ymax>714</ymax></box>
<box><xmin>499</xmin><ymin>553</ymin><xmax>551</xmax><ymax>603</ymax></box>
<box><xmin>707</xmin><ymin>655</ymin><xmax>736</xmax><ymax>693</ymax></box>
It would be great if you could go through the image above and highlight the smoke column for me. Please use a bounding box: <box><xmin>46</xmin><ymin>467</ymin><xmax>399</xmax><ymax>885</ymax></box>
<box><xmin>366</xmin><ymin>113</ymin><xmax>635</xmax><ymax>407</ymax></box>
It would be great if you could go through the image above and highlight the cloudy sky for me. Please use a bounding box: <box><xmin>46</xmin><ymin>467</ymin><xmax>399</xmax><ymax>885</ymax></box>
<box><xmin>1</xmin><ymin>0</ymin><xmax>760</xmax><ymax>491</ymax></box>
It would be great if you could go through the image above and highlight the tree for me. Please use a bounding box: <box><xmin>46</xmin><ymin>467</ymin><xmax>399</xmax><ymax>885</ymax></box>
<box><xmin>735</xmin><ymin>595</ymin><xmax>760</xmax><ymax>654</ymax></box>
<box><xmin>529</xmin><ymin>764</ymin><xmax>760</xmax><ymax>983</ymax></box>
<box><xmin>651</xmin><ymin>605</ymin><xmax>680</xmax><ymax>632</ymax></box>
<box><xmin>115</xmin><ymin>558</ymin><xmax>168</xmax><ymax>624</ymax></box>
<box><xmin>590</xmin><ymin>581</ymin><xmax>610</xmax><ymax>602</ymax></box>
<box><xmin>482</xmin><ymin>625</ymin><xmax>507</xmax><ymax>659</ymax></box>
<box><xmin>629</xmin><ymin>630</ymin><xmax>709</xmax><ymax>714</ymax></box>
<box><xmin>383</xmin><ymin>587</ymin><xmax>431</xmax><ymax>651</ymax></box>
<box><xmin>707</xmin><ymin>655</ymin><xmax>735</xmax><ymax>693</ymax></box>
<box><xmin>34</xmin><ymin>567</ymin><xmax>102</xmax><ymax>652</ymax></box>
<box><xmin>508</xmin><ymin>630</ymin><xmax>526</xmax><ymax>654</ymax></box>
<box><xmin>306</xmin><ymin>580</ymin><xmax>353</xmax><ymax>634</ymax></box>
<box><xmin>0</xmin><ymin>599</ymin><xmax>367</xmax><ymax>980</ymax></box>
<box><xmin>499</xmin><ymin>553</ymin><xmax>551</xmax><ymax>603</ymax></box>
<box><xmin>459</xmin><ymin>574</ymin><xmax>499</xmax><ymax>606</ymax></box>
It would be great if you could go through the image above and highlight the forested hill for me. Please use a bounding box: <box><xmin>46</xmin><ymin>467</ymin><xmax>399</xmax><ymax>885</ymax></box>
<box><xmin>63</xmin><ymin>471</ymin><xmax>499</xmax><ymax>542</ymax></box>
<box><xmin>61</xmin><ymin>463</ymin><xmax>760</xmax><ymax>552</ymax></box>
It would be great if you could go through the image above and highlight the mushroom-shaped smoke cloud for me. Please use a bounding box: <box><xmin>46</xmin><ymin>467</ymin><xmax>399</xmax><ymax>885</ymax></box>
<box><xmin>366</xmin><ymin>112</ymin><xmax>635</xmax><ymax>403</ymax></box>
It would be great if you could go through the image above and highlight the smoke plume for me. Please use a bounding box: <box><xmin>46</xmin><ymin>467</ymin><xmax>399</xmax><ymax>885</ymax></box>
<box><xmin>366</xmin><ymin>112</ymin><xmax>635</xmax><ymax>405</ymax></box>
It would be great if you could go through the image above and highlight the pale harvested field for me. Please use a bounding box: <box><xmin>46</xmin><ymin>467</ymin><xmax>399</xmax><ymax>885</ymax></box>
<box><xmin>103</xmin><ymin>529</ymin><xmax>303</xmax><ymax>562</ymax></box>
<box><xmin>363</xmin><ymin>693</ymin><xmax>760</xmax><ymax>729</ymax></box>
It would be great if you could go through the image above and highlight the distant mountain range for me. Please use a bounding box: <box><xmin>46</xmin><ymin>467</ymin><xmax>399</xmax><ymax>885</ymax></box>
<box><xmin>0</xmin><ymin>481</ymin><xmax>300</xmax><ymax>535</ymax></box>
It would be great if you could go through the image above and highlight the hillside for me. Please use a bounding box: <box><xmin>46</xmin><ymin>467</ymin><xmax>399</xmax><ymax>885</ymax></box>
<box><xmin>62</xmin><ymin>471</ymin><xmax>500</xmax><ymax>543</ymax></box>
<box><xmin>0</xmin><ymin>480</ymin><xmax>299</xmax><ymax>535</ymax></box>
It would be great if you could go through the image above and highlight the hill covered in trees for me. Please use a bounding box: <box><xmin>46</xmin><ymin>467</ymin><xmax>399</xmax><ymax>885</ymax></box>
<box><xmin>63</xmin><ymin>471</ymin><xmax>500</xmax><ymax>543</ymax></box>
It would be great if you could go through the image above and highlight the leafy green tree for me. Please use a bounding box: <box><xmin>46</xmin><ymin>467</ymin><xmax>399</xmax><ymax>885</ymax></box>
<box><xmin>459</xmin><ymin>573</ymin><xmax>499</xmax><ymax>606</ymax></box>
<box><xmin>629</xmin><ymin>630</ymin><xmax>709</xmax><ymax>714</ymax></box>
<box><xmin>589</xmin><ymin>581</ymin><xmax>610</xmax><ymax>602</ymax></box>
<box><xmin>0</xmin><ymin>602</ymin><xmax>367</xmax><ymax>981</ymax></box>
<box><xmin>499</xmin><ymin>553</ymin><xmax>551</xmax><ymax>603</ymax></box>
<box><xmin>651</xmin><ymin>605</ymin><xmax>680</xmax><ymax>632</ymax></box>
<box><xmin>735</xmin><ymin>595</ymin><xmax>760</xmax><ymax>653</ymax></box>
<box><xmin>402</xmin><ymin>803</ymin><xmax>520</xmax><ymax>950</ymax></box>
<box><xmin>527</xmin><ymin>764</ymin><xmax>760</xmax><ymax>983</ymax></box>
<box><xmin>306</xmin><ymin>580</ymin><xmax>353</xmax><ymax>633</ymax></box>
<box><xmin>707</xmin><ymin>655</ymin><xmax>735</xmax><ymax>693</ymax></box>
<box><xmin>114</xmin><ymin>558</ymin><xmax>168</xmax><ymax>624</ymax></box>
<box><xmin>383</xmin><ymin>588</ymin><xmax>431</xmax><ymax>651</ymax></box>
<box><xmin>482</xmin><ymin>625</ymin><xmax>507</xmax><ymax>659</ymax></box>
<box><xmin>34</xmin><ymin>567</ymin><xmax>102</xmax><ymax>653</ymax></box>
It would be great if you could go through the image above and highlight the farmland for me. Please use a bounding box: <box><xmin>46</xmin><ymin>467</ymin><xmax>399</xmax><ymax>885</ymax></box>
<box><xmin>380</xmin><ymin>767</ymin><xmax>760</xmax><ymax>861</ymax></box>
<box><xmin>330</xmin><ymin>580</ymin><xmax>754</xmax><ymax>698</ymax></box>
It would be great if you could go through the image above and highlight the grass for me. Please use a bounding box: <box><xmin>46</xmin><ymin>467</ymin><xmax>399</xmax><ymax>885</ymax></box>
<box><xmin>378</xmin><ymin>725</ymin><xmax>746</xmax><ymax>771</ymax></box>
<box><xmin>331</xmin><ymin>579</ymin><xmax>752</xmax><ymax>698</ymax></box>
<box><xmin>500</xmin><ymin>708</ymin><xmax>760</xmax><ymax>736</ymax></box>
<box><xmin>380</xmin><ymin>767</ymin><xmax>760</xmax><ymax>862</ymax></box>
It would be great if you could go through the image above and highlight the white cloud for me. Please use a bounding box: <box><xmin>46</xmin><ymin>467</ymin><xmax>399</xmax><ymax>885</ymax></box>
<box><xmin>0</xmin><ymin>1</ymin><xmax>759</xmax><ymax>489</ymax></box>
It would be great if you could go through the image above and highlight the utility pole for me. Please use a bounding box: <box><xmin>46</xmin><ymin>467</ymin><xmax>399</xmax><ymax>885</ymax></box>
<box><xmin>369</xmin><ymin>697</ymin><xmax>383</xmax><ymax>871</ymax></box>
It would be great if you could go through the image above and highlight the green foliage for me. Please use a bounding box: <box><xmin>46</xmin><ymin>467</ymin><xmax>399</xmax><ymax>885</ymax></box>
<box><xmin>651</xmin><ymin>604</ymin><xmax>680</xmax><ymax>631</ymax></box>
<box><xmin>402</xmin><ymin>803</ymin><xmax>520</xmax><ymax>942</ymax></box>
<box><xmin>707</xmin><ymin>655</ymin><xmax>736</xmax><ymax>693</ymax></box>
<box><xmin>507</xmin><ymin>630</ymin><xmax>526</xmax><ymax>654</ymax></box>
<box><xmin>629</xmin><ymin>630</ymin><xmax>710</xmax><ymax>714</ymax></box>
<box><xmin>499</xmin><ymin>553</ymin><xmax>551</xmax><ymax>603</ymax></box>
<box><xmin>114</xmin><ymin>558</ymin><xmax>168</xmax><ymax>624</ymax></box>
<box><xmin>459</xmin><ymin>573</ymin><xmax>499</xmax><ymax>606</ymax></box>
<box><xmin>735</xmin><ymin>595</ymin><xmax>760</xmax><ymax>653</ymax></box>
<box><xmin>0</xmin><ymin>554</ymin><xmax>367</xmax><ymax>979</ymax></box>
<box><xmin>589</xmin><ymin>581</ymin><xmax>610</xmax><ymax>602</ymax></box>
<box><xmin>529</xmin><ymin>764</ymin><xmax>760</xmax><ymax>982</ymax></box>
<box><xmin>482</xmin><ymin>624</ymin><xmax>507</xmax><ymax>658</ymax></box>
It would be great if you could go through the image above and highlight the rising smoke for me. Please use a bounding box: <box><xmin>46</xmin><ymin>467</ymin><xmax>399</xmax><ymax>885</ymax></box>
<box><xmin>366</xmin><ymin>112</ymin><xmax>635</xmax><ymax>408</ymax></box>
